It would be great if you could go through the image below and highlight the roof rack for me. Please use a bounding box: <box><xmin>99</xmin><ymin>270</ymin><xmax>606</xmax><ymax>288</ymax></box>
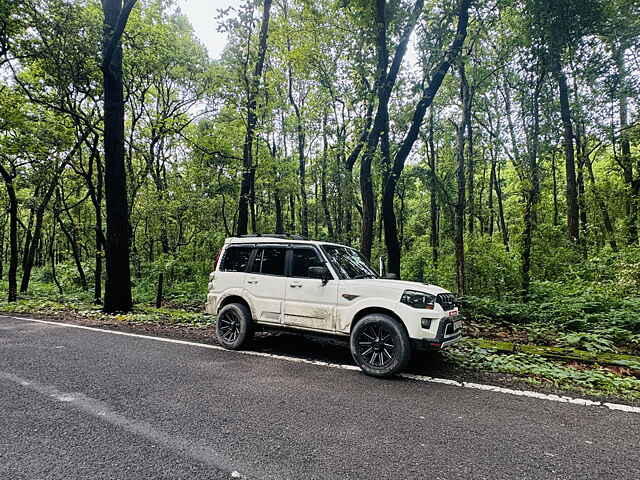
<box><xmin>237</xmin><ymin>233</ymin><xmax>307</xmax><ymax>240</ymax></box>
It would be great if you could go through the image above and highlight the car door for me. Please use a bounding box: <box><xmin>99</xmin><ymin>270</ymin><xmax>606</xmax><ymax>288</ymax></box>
<box><xmin>244</xmin><ymin>245</ymin><xmax>287</xmax><ymax>324</ymax></box>
<box><xmin>283</xmin><ymin>246</ymin><xmax>338</xmax><ymax>331</ymax></box>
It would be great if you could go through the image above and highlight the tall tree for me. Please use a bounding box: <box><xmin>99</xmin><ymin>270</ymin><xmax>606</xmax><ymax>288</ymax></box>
<box><xmin>359</xmin><ymin>0</ymin><xmax>424</xmax><ymax>260</ymax></box>
<box><xmin>236</xmin><ymin>0</ymin><xmax>272</xmax><ymax>235</ymax></box>
<box><xmin>382</xmin><ymin>0</ymin><xmax>472</xmax><ymax>278</ymax></box>
<box><xmin>102</xmin><ymin>0</ymin><xmax>137</xmax><ymax>313</ymax></box>
<box><xmin>0</xmin><ymin>164</ymin><xmax>17</xmax><ymax>302</ymax></box>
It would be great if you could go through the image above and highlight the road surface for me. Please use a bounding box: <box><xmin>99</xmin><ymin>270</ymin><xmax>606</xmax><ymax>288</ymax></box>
<box><xmin>1</xmin><ymin>314</ymin><xmax>639</xmax><ymax>479</ymax></box>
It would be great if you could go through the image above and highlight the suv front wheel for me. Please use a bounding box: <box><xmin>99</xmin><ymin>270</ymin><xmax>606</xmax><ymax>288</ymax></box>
<box><xmin>216</xmin><ymin>303</ymin><xmax>253</xmax><ymax>350</ymax></box>
<box><xmin>350</xmin><ymin>314</ymin><xmax>411</xmax><ymax>377</ymax></box>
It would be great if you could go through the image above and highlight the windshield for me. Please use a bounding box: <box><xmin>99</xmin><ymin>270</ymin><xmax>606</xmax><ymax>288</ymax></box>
<box><xmin>321</xmin><ymin>244</ymin><xmax>379</xmax><ymax>280</ymax></box>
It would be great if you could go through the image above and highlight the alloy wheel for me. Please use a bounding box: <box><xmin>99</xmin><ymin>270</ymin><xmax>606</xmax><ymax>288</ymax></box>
<box><xmin>218</xmin><ymin>309</ymin><xmax>241</xmax><ymax>343</ymax></box>
<box><xmin>356</xmin><ymin>324</ymin><xmax>396</xmax><ymax>368</ymax></box>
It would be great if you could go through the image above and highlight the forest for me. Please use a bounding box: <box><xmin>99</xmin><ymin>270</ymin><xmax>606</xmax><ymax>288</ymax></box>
<box><xmin>1</xmin><ymin>0</ymin><xmax>640</xmax><ymax>394</ymax></box>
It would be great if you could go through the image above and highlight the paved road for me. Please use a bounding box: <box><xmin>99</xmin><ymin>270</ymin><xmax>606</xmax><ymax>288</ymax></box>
<box><xmin>1</xmin><ymin>315</ymin><xmax>639</xmax><ymax>480</ymax></box>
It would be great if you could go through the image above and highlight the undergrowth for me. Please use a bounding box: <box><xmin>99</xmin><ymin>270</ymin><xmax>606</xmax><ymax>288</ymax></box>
<box><xmin>446</xmin><ymin>343</ymin><xmax>640</xmax><ymax>400</ymax></box>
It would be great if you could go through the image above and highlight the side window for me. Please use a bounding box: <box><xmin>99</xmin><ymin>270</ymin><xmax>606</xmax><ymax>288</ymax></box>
<box><xmin>250</xmin><ymin>247</ymin><xmax>285</xmax><ymax>276</ymax></box>
<box><xmin>220</xmin><ymin>246</ymin><xmax>252</xmax><ymax>272</ymax></box>
<box><xmin>261</xmin><ymin>248</ymin><xmax>286</xmax><ymax>275</ymax></box>
<box><xmin>291</xmin><ymin>248</ymin><xmax>323</xmax><ymax>278</ymax></box>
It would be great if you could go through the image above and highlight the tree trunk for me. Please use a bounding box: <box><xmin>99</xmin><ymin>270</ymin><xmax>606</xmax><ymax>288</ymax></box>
<box><xmin>359</xmin><ymin>0</ymin><xmax>390</xmax><ymax>260</ymax></box>
<box><xmin>614</xmin><ymin>47</ymin><xmax>638</xmax><ymax>245</ymax></box>
<box><xmin>0</xmin><ymin>217</ymin><xmax>4</xmax><ymax>280</ymax></box>
<box><xmin>288</xmin><ymin>194</ymin><xmax>296</xmax><ymax>233</ymax></box>
<box><xmin>0</xmin><ymin>166</ymin><xmax>18</xmax><ymax>302</ymax></box>
<box><xmin>274</xmin><ymin>192</ymin><xmax>284</xmax><ymax>234</ymax></box>
<box><xmin>574</xmin><ymin>120</ymin><xmax>588</xmax><ymax>245</ymax></box>
<box><xmin>21</xmin><ymin>206</ymin><xmax>35</xmax><ymax>276</ymax></box>
<box><xmin>237</xmin><ymin>0</ymin><xmax>272</xmax><ymax>236</ymax></box>
<box><xmin>466</xmin><ymin>91</ymin><xmax>475</xmax><ymax>235</ymax></box>
<box><xmin>94</xmin><ymin>146</ymin><xmax>105</xmax><ymax>303</ymax></box>
<box><xmin>428</xmin><ymin>109</ymin><xmax>439</xmax><ymax>272</ymax></box>
<box><xmin>344</xmin><ymin>101</ymin><xmax>373</xmax><ymax>246</ymax></box>
<box><xmin>102</xmin><ymin>0</ymin><xmax>136</xmax><ymax>313</ymax></box>
<box><xmin>50</xmin><ymin>223</ymin><xmax>63</xmax><ymax>296</ymax></box>
<box><xmin>551</xmin><ymin>150</ymin><xmax>559</xmax><ymax>226</ymax></box>
<box><xmin>82</xmin><ymin>135</ymin><xmax>106</xmax><ymax>303</ymax></box>
<box><xmin>314</xmin><ymin>182</ymin><xmax>319</xmax><ymax>239</ymax></box>
<box><xmin>293</xmin><ymin>108</ymin><xmax>308</xmax><ymax>237</ymax></box>
<box><xmin>321</xmin><ymin>113</ymin><xmax>334</xmax><ymax>238</ymax></box>
<box><xmin>551</xmin><ymin>55</ymin><xmax>579</xmax><ymax>243</ymax></box>
<box><xmin>453</xmin><ymin>61</ymin><xmax>472</xmax><ymax>294</ymax></box>
<box><xmin>56</xmin><ymin>199</ymin><xmax>88</xmax><ymax>290</ymax></box>
<box><xmin>496</xmin><ymin>163</ymin><xmax>509</xmax><ymax>252</ymax></box>
<box><xmin>455</xmin><ymin>116</ymin><xmax>466</xmax><ymax>296</ymax></box>
<box><xmin>488</xmin><ymin>151</ymin><xmax>496</xmax><ymax>237</ymax></box>
<box><xmin>521</xmin><ymin>75</ymin><xmax>543</xmax><ymax>300</ymax></box>
<box><xmin>269</xmin><ymin>137</ymin><xmax>285</xmax><ymax>235</ymax></box>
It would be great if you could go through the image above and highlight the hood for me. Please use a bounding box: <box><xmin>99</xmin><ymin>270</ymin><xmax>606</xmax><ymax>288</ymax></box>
<box><xmin>341</xmin><ymin>278</ymin><xmax>450</xmax><ymax>297</ymax></box>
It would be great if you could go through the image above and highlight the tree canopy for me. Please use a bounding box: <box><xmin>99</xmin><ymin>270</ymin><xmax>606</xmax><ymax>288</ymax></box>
<box><xmin>0</xmin><ymin>0</ymin><xmax>639</xmax><ymax>312</ymax></box>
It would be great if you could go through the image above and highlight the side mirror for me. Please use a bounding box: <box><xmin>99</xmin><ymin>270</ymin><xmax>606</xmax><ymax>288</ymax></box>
<box><xmin>308</xmin><ymin>266</ymin><xmax>331</xmax><ymax>285</ymax></box>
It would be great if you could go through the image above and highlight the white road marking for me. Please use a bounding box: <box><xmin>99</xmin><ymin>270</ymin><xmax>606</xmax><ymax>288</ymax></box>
<box><xmin>5</xmin><ymin>314</ymin><xmax>640</xmax><ymax>414</ymax></box>
<box><xmin>0</xmin><ymin>371</ymin><xmax>258</xmax><ymax>479</ymax></box>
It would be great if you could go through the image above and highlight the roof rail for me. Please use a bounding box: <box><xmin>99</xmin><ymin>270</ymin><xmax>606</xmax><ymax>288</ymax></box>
<box><xmin>237</xmin><ymin>233</ymin><xmax>307</xmax><ymax>240</ymax></box>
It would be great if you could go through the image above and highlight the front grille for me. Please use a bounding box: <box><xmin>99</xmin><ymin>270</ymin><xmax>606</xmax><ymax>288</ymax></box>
<box><xmin>437</xmin><ymin>293</ymin><xmax>456</xmax><ymax>311</ymax></box>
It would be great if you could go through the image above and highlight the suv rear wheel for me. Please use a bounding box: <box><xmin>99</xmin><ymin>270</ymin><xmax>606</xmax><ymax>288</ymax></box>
<box><xmin>350</xmin><ymin>314</ymin><xmax>411</xmax><ymax>377</ymax></box>
<box><xmin>216</xmin><ymin>303</ymin><xmax>253</xmax><ymax>350</ymax></box>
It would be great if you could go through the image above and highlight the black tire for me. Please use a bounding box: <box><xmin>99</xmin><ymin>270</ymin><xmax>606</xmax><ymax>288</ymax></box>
<box><xmin>216</xmin><ymin>303</ymin><xmax>253</xmax><ymax>350</ymax></box>
<box><xmin>350</xmin><ymin>314</ymin><xmax>411</xmax><ymax>377</ymax></box>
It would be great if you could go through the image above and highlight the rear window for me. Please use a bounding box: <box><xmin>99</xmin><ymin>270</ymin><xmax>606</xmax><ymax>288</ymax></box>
<box><xmin>250</xmin><ymin>247</ymin><xmax>286</xmax><ymax>276</ymax></box>
<box><xmin>220</xmin><ymin>246</ymin><xmax>252</xmax><ymax>272</ymax></box>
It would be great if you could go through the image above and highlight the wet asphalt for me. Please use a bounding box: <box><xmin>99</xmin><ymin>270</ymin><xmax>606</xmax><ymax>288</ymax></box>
<box><xmin>1</xmin><ymin>314</ymin><xmax>639</xmax><ymax>480</ymax></box>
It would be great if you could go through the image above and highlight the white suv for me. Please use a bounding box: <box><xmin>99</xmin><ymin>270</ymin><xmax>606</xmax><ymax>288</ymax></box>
<box><xmin>206</xmin><ymin>235</ymin><xmax>462</xmax><ymax>377</ymax></box>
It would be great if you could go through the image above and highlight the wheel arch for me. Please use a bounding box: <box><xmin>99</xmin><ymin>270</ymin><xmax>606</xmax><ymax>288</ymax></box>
<box><xmin>218</xmin><ymin>295</ymin><xmax>253</xmax><ymax>319</ymax></box>
<box><xmin>350</xmin><ymin>307</ymin><xmax>407</xmax><ymax>336</ymax></box>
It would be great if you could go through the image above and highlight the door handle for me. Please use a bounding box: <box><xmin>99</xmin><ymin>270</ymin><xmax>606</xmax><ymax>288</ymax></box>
<box><xmin>289</xmin><ymin>283</ymin><xmax>302</xmax><ymax>288</ymax></box>
<box><xmin>247</xmin><ymin>280</ymin><xmax>258</xmax><ymax>285</ymax></box>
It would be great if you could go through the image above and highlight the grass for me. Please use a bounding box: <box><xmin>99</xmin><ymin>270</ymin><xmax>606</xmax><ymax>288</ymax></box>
<box><xmin>0</xmin><ymin>276</ymin><xmax>211</xmax><ymax>326</ymax></box>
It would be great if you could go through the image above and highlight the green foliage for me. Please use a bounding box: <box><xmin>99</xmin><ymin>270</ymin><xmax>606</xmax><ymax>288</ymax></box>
<box><xmin>464</xmin><ymin>236</ymin><xmax>520</xmax><ymax>297</ymax></box>
<box><xmin>557</xmin><ymin>333</ymin><xmax>616</xmax><ymax>353</ymax></box>
<box><xmin>0</xmin><ymin>277</ymin><xmax>211</xmax><ymax>325</ymax></box>
<box><xmin>447</xmin><ymin>343</ymin><xmax>640</xmax><ymax>400</ymax></box>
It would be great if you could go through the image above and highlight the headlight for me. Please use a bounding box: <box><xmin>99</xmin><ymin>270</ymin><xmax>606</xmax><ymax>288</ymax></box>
<box><xmin>400</xmin><ymin>290</ymin><xmax>435</xmax><ymax>310</ymax></box>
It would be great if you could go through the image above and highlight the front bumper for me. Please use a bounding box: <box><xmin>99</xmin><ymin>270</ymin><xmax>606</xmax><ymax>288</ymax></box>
<box><xmin>412</xmin><ymin>314</ymin><xmax>463</xmax><ymax>351</ymax></box>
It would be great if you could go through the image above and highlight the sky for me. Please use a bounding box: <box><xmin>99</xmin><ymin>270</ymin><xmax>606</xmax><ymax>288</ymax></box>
<box><xmin>178</xmin><ymin>0</ymin><xmax>241</xmax><ymax>59</ymax></box>
<box><xmin>178</xmin><ymin>0</ymin><xmax>420</xmax><ymax>68</ymax></box>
